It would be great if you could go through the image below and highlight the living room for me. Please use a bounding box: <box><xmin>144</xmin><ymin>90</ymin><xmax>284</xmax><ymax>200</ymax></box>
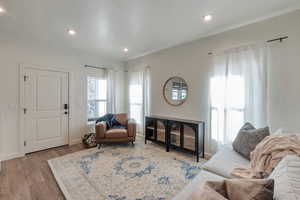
<box><xmin>0</xmin><ymin>1</ymin><xmax>300</xmax><ymax>200</ymax></box>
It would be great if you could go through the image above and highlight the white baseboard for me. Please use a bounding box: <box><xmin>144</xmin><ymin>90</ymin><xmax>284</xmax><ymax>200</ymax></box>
<box><xmin>0</xmin><ymin>139</ymin><xmax>83</xmax><ymax>162</ymax></box>
<box><xmin>70</xmin><ymin>138</ymin><xmax>82</xmax><ymax>145</ymax></box>
<box><xmin>0</xmin><ymin>152</ymin><xmax>24</xmax><ymax>161</ymax></box>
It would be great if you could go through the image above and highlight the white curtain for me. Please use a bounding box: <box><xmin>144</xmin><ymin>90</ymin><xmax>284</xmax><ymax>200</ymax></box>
<box><xmin>129</xmin><ymin>67</ymin><xmax>151</xmax><ymax>134</ymax></box>
<box><xmin>143</xmin><ymin>67</ymin><xmax>151</xmax><ymax>118</ymax></box>
<box><xmin>106</xmin><ymin>69</ymin><xmax>116</xmax><ymax>113</ymax></box>
<box><xmin>115</xmin><ymin>70</ymin><xmax>127</xmax><ymax>113</ymax></box>
<box><xmin>210</xmin><ymin>44</ymin><xmax>268</xmax><ymax>152</ymax></box>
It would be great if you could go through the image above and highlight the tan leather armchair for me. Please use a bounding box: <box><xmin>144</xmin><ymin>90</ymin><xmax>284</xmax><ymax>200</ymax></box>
<box><xmin>95</xmin><ymin>113</ymin><xmax>136</xmax><ymax>148</ymax></box>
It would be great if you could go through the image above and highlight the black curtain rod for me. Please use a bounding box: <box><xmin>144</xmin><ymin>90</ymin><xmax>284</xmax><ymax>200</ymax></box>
<box><xmin>84</xmin><ymin>65</ymin><xmax>128</xmax><ymax>72</ymax></box>
<box><xmin>267</xmin><ymin>36</ymin><xmax>288</xmax><ymax>43</ymax></box>
<box><xmin>84</xmin><ymin>65</ymin><xmax>107</xmax><ymax>70</ymax></box>
<box><xmin>208</xmin><ymin>36</ymin><xmax>288</xmax><ymax>55</ymax></box>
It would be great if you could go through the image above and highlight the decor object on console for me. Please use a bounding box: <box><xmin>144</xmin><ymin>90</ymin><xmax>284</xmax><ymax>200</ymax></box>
<box><xmin>163</xmin><ymin>76</ymin><xmax>188</xmax><ymax>106</ymax></box>
<box><xmin>96</xmin><ymin>113</ymin><xmax>136</xmax><ymax>147</ymax></box>
<box><xmin>145</xmin><ymin>115</ymin><xmax>205</xmax><ymax>162</ymax></box>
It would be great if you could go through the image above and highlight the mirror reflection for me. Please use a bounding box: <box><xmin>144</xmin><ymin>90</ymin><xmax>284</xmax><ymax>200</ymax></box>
<box><xmin>163</xmin><ymin>77</ymin><xmax>188</xmax><ymax>106</ymax></box>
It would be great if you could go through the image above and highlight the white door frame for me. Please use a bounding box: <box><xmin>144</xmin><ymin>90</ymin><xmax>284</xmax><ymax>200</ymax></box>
<box><xmin>19</xmin><ymin>64</ymin><xmax>71</xmax><ymax>155</ymax></box>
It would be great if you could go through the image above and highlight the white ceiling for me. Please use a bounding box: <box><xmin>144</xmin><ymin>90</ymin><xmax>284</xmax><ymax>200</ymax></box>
<box><xmin>0</xmin><ymin>0</ymin><xmax>300</xmax><ymax>61</ymax></box>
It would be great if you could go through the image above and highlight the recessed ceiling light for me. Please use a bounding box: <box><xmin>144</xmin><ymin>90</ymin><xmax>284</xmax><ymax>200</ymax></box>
<box><xmin>204</xmin><ymin>15</ymin><xmax>212</xmax><ymax>22</ymax></box>
<box><xmin>0</xmin><ymin>6</ymin><xmax>6</xmax><ymax>13</ymax></box>
<box><xmin>123</xmin><ymin>48</ymin><xmax>129</xmax><ymax>52</ymax></box>
<box><xmin>67</xmin><ymin>29</ymin><xmax>76</xmax><ymax>35</ymax></box>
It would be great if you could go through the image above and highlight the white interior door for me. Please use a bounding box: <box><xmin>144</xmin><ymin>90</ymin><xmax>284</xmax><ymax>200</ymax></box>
<box><xmin>23</xmin><ymin>67</ymin><xmax>69</xmax><ymax>153</ymax></box>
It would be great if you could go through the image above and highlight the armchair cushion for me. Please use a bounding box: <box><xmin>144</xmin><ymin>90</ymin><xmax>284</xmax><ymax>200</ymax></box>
<box><xmin>106</xmin><ymin>129</ymin><xmax>128</xmax><ymax>138</ymax></box>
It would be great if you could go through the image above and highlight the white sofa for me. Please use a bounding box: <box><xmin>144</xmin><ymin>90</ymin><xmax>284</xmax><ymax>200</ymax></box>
<box><xmin>174</xmin><ymin>146</ymin><xmax>300</xmax><ymax>200</ymax></box>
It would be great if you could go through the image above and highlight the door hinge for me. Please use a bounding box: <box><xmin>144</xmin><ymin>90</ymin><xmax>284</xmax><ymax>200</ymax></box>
<box><xmin>24</xmin><ymin>75</ymin><xmax>29</xmax><ymax>82</ymax></box>
<box><xmin>24</xmin><ymin>141</ymin><xmax>27</xmax><ymax>146</ymax></box>
<box><xmin>23</xmin><ymin>108</ymin><xmax>27</xmax><ymax>114</ymax></box>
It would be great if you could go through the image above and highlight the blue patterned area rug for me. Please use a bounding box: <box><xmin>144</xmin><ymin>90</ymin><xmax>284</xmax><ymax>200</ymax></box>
<box><xmin>48</xmin><ymin>142</ymin><xmax>205</xmax><ymax>200</ymax></box>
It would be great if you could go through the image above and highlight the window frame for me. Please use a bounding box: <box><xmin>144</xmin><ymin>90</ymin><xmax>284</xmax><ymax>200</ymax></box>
<box><xmin>87</xmin><ymin>76</ymin><xmax>107</xmax><ymax>121</ymax></box>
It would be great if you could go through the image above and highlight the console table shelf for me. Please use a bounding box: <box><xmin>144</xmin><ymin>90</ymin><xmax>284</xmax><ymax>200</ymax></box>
<box><xmin>145</xmin><ymin>115</ymin><xmax>205</xmax><ymax>162</ymax></box>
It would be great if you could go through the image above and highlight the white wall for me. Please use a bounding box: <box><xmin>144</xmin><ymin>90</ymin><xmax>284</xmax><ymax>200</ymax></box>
<box><xmin>0</xmin><ymin>38</ymin><xmax>125</xmax><ymax>161</ymax></box>
<box><xmin>126</xmin><ymin>10</ymin><xmax>300</xmax><ymax>154</ymax></box>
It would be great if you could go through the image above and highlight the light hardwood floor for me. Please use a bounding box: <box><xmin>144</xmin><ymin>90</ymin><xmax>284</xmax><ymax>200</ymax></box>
<box><xmin>0</xmin><ymin>144</ymin><xmax>85</xmax><ymax>200</ymax></box>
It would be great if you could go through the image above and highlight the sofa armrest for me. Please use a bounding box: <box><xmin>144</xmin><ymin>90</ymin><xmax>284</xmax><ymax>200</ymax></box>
<box><xmin>127</xmin><ymin>119</ymin><xmax>136</xmax><ymax>138</ymax></box>
<box><xmin>96</xmin><ymin>121</ymin><xmax>107</xmax><ymax>140</ymax></box>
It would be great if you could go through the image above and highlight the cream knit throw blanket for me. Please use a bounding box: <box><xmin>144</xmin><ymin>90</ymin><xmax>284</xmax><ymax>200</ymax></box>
<box><xmin>232</xmin><ymin>134</ymin><xmax>300</xmax><ymax>179</ymax></box>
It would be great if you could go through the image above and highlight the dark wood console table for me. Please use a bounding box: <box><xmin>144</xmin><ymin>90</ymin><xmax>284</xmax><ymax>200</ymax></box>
<box><xmin>145</xmin><ymin>115</ymin><xmax>205</xmax><ymax>162</ymax></box>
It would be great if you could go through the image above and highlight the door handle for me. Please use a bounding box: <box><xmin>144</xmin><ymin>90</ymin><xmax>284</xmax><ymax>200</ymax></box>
<box><xmin>64</xmin><ymin>104</ymin><xmax>68</xmax><ymax>110</ymax></box>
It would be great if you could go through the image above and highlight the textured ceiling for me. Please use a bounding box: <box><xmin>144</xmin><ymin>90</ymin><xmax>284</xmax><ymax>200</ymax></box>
<box><xmin>0</xmin><ymin>0</ymin><xmax>299</xmax><ymax>61</ymax></box>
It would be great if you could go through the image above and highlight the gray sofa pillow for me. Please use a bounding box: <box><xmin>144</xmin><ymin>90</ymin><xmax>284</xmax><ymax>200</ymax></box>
<box><xmin>232</xmin><ymin>123</ymin><xmax>270</xmax><ymax>160</ymax></box>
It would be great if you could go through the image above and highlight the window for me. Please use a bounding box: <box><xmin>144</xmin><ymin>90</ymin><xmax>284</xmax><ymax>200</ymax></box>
<box><xmin>87</xmin><ymin>77</ymin><xmax>107</xmax><ymax>121</ymax></box>
<box><xmin>129</xmin><ymin>84</ymin><xmax>143</xmax><ymax>128</ymax></box>
<box><xmin>171</xmin><ymin>81</ymin><xmax>187</xmax><ymax>100</ymax></box>
<box><xmin>210</xmin><ymin>75</ymin><xmax>245</xmax><ymax>145</ymax></box>
<box><xmin>172</xmin><ymin>89</ymin><xmax>179</xmax><ymax>100</ymax></box>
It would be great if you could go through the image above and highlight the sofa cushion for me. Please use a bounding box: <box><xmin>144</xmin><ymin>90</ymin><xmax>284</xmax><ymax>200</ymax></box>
<box><xmin>105</xmin><ymin>129</ymin><xmax>128</xmax><ymax>138</ymax></box>
<box><xmin>202</xmin><ymin>146</ymin><xmax>250</xmax><ymax>178</ymax></box>
<box><xmin>173</xmin><ymin>170</ymin><xmax>224</xmax><ymax>200</ymax></box>
<box><xmin>233</xmin><ymin>123</ymin><xmax>270</xmax><ymax>160</ymax></box>
<box><xmin>189</xmin><ymin>182</ymin><xmax>227</xmax><ymax>200</ymax></box>
<box><xmin>189</xmin><ymin>179</ymin><xmax>274</xmax><ymax>200</ymax></box>
<box><xmin>269</xmin><ymin>155</ymin><xmax>300</xmax><ymax>200</ymax></box>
